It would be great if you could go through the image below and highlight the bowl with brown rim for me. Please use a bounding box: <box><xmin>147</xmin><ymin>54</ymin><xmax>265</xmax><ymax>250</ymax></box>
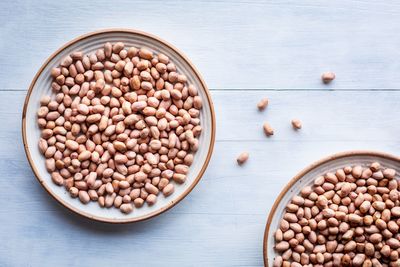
<box><xmin>263</xmin><ymin>150</ymin><xmax>400</xmax><ymax>266</ymax></box>
<box><xmin>22</xmin><ymin>29</ymin><xmax>216</xmax><ymax>223</ymax></box>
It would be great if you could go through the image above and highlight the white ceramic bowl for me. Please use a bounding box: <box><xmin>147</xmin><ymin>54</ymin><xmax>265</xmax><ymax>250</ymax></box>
<box><xmin>263</xmin><ymin>151</ymin><xmax>400</xmax><ymax>266</ymax></box>
<box><xmin>22</xmin><ymin>29</ymin><xmax>216</xmax><ymax>223</ymax></box>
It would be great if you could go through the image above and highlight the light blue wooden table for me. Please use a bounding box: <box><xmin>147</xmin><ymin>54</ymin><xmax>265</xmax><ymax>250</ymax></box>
<box><xmin>2</xmin><ymin>1</ymin><xmax>400</xmax><ymax>266</ymax></box>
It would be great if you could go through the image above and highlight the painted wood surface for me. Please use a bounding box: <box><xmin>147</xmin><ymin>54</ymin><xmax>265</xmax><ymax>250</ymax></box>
<box><xmin>2</xmin><ymin>91</ymin><xmax>400</xmax><ymax>266</ymax></box>
<box><xmin>1</xmin><ymin>0</ymin><xmax>400</xmax><ymax>266</ymax></box>
<box><xmin>2</xmin><ymin>0</ymin><xmax>400</xmax><ymax>90</ymax></box>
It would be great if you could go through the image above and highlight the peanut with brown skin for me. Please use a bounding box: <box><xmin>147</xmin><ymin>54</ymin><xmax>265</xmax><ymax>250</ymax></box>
<box><xmin>237</xmin><ymin>152</ymin><xmax>249</xmax><ymax>165</ymax></box>
<box><xmin>263</xmin><ymin>122</ymin><xmax>274</xmax><ymax>136</ymax></box>
<box><xmin>273</xmin><ymin>163</ymin><xmax>400</xmax><ymax>266</ymax></box>
<box><xmin>257</xmin><ymin>98</ymin><xmax>268</xmax><ymax>111</ymax></box>
<box><xmin>321</xmin><ymin>71</ymin><xmax>336</xmax><ymax>84</ymax></box>
<box><xmin>37</xmin><ymin>42</ymin><xmax>203</xmax><ymax>214</ymax></box>
<box><xmin>291</xmin><ymin>119</ymin><xmax>302</xmax><ymax>130</ymax></box>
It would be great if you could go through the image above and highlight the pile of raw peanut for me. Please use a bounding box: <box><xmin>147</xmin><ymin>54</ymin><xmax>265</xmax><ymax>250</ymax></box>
<box><xmin>37</xmin><ymin>42</ymin><xmax>202</xmax><ymax>214</ymax></box>
<box><xmin>273</xmin><ymin>162</ymin><xmax>400</xmax><ymax>267</ymax></box>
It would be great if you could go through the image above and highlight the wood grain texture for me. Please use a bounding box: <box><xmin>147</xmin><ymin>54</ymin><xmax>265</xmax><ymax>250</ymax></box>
<box><xmin>2</xmin><ymin>0</ymin><xmax>400</xmax><ymax>90</ymax></box>
<box><xmin>3</xmin><ymin>90</ymin><xmax>400</xmax><ymax>143</ymax></box>
<box><xmin>2</xmin><ymin>0</ymin><xmax>400</xmax><ymax>266</ymax></box>
<box><xmin>2</xmin><ymin>91</ymin><xmax>400</xmax><ymax>266</ymax></box>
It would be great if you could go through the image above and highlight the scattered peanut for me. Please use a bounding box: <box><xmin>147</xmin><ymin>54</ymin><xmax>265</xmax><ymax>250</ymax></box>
<box><xmin>273</xmin><ymin>162</ymin><xmax>400</xmax><ymax>266</ymax></box>
<box><xmin>37</xmin><ymin>42</ymin><xmax>203</xmax><ymax>214</ymax></box>
<box><xmin>257</xmin><ymin>98</ymin><xmax>269</xmax><ymax>111</ymax></box>
<box><xmin>263</xmin><ymin>122</ymin><xmax>274</xmax><ymax>136</ymax></box>
<box><xmin>321</xmin><ymin>71</ymin><xmax>336</xmax><ymax>84</ymax></box>
<box><xmin>237</xmin><ymin>152</ymin><xmax>249</xmax><ymax>165</ymax></box>
<box><xmin>291</xmin><ymin>119</ymin><xmax>302</xmax><ymax>130</ymax></box>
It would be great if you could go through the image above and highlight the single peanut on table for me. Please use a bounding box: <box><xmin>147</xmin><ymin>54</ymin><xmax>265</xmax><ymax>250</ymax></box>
<box><xmin>321</xmin><ymin>71</ymin><xmax>336</xmax><ymax>84</ymax></box>
<box><xmin>257</xmin><ymin>98</ymin><xmax>269</xmax><ymax>111</ymax></box>
<box><xmin>237</xmin><ymin>152</ymin><xmax>249</xmax><ymax>165</ymax></box>
<box><xmin>263</xmin><ymin>122</ymin><xmax>274</xmax><ymax>136</ymax></box>
<box><xmin>37</xmin><ymin>42</ymin><xmax>203</xmax><ymax>214</ymax></box>
<box><xmin>291</xmin><ymin>119</ymin><xmax>302</xmax><ymax>130</ymax></box>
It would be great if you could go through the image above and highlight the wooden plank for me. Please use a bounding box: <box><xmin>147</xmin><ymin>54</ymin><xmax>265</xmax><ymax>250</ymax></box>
<box><xmin>2</xmin><ymin>90</ymin><xmax>400</xmax><ymax>265</ymax></box>
<box><xmin>3</xmin><ymin>0</ymin><xmax>400</xmax><ymax>265</ymax></box>
<box><xmin>2</xmin><ymin>0</ymin><xmax>400</xmax><ymax>90</ymax></box>
<box><xmin>4</xmin><ymin>90</ymin><xmax>400</xmax><ymax>142</ymax></box>
<box><xmin>2</xmin><ymin>140</ymin><xmax>400</xmax><ymax>266</ymax></box>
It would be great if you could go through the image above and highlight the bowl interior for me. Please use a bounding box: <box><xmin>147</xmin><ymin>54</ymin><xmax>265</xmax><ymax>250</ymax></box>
<box><xmin>23</xmin><ymin>30</ymin><xmax>215</xmax><ymax>223</ymax></box>
<box><xmin>264</xmin><ymin>151</ymin><xmax>400</xmax><ymax>266</ymax></box>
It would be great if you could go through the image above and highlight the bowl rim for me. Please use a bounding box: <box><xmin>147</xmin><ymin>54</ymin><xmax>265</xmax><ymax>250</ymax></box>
<box><xmin>21</xmin><ymin>28</ymin><xmax>216</xmax><ymax>224</ymax></box>
<box><xmin>263</xmin><ymin>150</ymin><xmax>400</xmax><ymax>266</ymax></box>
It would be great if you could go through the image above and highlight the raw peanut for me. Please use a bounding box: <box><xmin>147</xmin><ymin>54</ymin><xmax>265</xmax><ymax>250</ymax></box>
<box><xmin>78</xmin><ymin>190</ymin><xmax>90</xmax><ymax>204</ymax></box>
<box><xmin>325</xmin><ymin>172</ymin><xmax>338</xmax><ymax>184</ymax></box>
<box><xmin>120</xmin><ymin>203</ymin><xmax>133</xmax><ymax>214</ymax></box>
<box><xmin>145</xmin><ymin>183</ymin><xmax>159</xmax><ymax>195</ymax></box>
<box><xmin>273</xmin><ymin>256</ymin><xmax>283</xmax><ymax>267</ymax></box>
<box><xmin>321</xmin><ymin>71</ymin><xmax>335</xmax><ymax>84</ymax></box>
<box><xmin>112</xmin><ymin>42</ymin><xmax>124</xmax><ymax>53</ymax></box>
<box><xmin>78</xmin><ymin>151</ymin><xmax>91</xmax><ymax>161</ymax></box>
<box><xmin>352</xmin><ymin>165</ymin><xmax>363</xmax><ymax>178</ymax></box>
<box><xmin>291</xmin><ymin>119</ymin><xmax>302</xmax><ymax>130</ymax></box>
<box><xmin>71</xmin><ymin>51</ymin><xmax>83</xmax><ymax>60</ymax></box>
<box><xmin>88</xmin><ymin>190</ymin><xmax>98</xmax><ymax>201</ymax></box>
<box><xmin>86</xmin><ymin>172</ymin><xmax>97</xmax><ymax>188</ymax></box>
<box><xmin>51</xmin><ymin>172</ymin><xmax>64</xmax><ymax>186</ymax></box>
<box><xmin>391</xmin><ymin>207</ymin><xmax>400</xmax><ymax>216</ymax></box>
<box><xmin>69</xmin><ymin>187</ymin><xmax>79</xmax><ymax>198</ymax></box>
<box><xmin>387</xmin><ymin>238</ymin><xmax>400</xmax><ymax>249</ymax></box>
<box><xmin>383</xmin><ymin>168</ymin><xmax>396</xmax><ymax>179</ymax></box>
<box><xmin>292</xmin><ymin>196</ymin><xmax>305</xmax><ymax>206</ymax></box>
<box><xmin>139</xmin><ymin>48</ymin><xmax>153</xmax><ymax>60</ymax></box>
<box><xmin>38</xmin><ymin>139</ymin><xmax>48</xmax><ymax>154</ymax></box>
<box><xmin>370</xmin><ymin>162</ymin><xmax>381</xmax><ymax>171</ymax></box>
<box><xmin>352</xmin><ymin>254</ymin><xmax>365</xmax><ymax>266</ymax></box>
<box><xmin>373</xmin><ymin>201</ymin><xmax>385</xmax><ymax>211</ymax></box>
<box><xmin>360</xmin><ymin>201</ymin><xmax>371</xmax><ymax>213</ymax></box>
<box><xmin>61</xmin><ymin>55</ymin><xmax>73</xmax><ymax>67</ymax></box>
<box><xmin>104</xmin><ymin>42</ymin><xmax>112</xmax><ymax>58</ymax></box>
<box><xmin>274</xmin><ymin>163</ymin><xmax>400</xmax><ymax>266</ymax></box>
<box><xmin>257</xmin><ymin>98</ymin><xmax>268</xmax><ymax>111</ymax></box>
<box><xmin>141</xmin><ymin>81</ymin><xmax>153</xmax><ymax>91</ymax></box>
<box><xmin>263</xmin><ymin>122</ymin><xmax>274</xmax><ymax>136</ymax></box>
<box><xmin>134</xmin><ymin>198</ymin><xmax>144</xmax><ymax>208</ymax></box>
<box><xmin>113</xmin><ymin>195</ymin><xmax>123</xmax><ymax>208</ymax></box>
<box><xmin>173</xmin><ymin>173</ymin><xmax>186</xmax><ymax>184</ymax></box>
<box><xmin>51</xmin><ymin>68</ymin><xmax>61</xmax><ymax>78</ymax></box>
<box><xmin>275</xmin><ymin>241</ymin><xmax>289</xmax><ymax>252</ymax></box>
<box><xmin>98</xmin><ymin>196</ymin><xmax>105</xmax><ymax>207</ymax></box>
<box><xmin>375</xmin><ymin>218</ymin><xmax>387</xmax><ymax>230</ymax></box>
<box><xmin>348</xmin><ymin>213</ymin><xmax>362</xmax><ymax>224</ymax></box>
<box><xmin>162</xmin><ymin>184</ymin><xmax>174</xmax><ymax>196</ymax></box>
<box><xmin>237</xmin><ymin>152</ymin><xmax>249</xmax><ymax>165</ymax></box>
<box><xmin>105</xmin><ymin>193</ymin><xmax>116</xmax><ymax>208</ymax></box>
<box><xmin>38</xmin><ymin>42</ymin><xmax>203</xmax><ymax>215</ymax></box>
<box><xmin>175</xmin><ymin>164</ymin><xmax>189</xmax><ymax>174</ymax></box>
<box><xmin>87</xmin><ymin>113</ymin><xmax>101</xmax><ymax>123</ymax></box>
<box><xmin>372</xmin><ymin>170</ymin><xmax>384</xmax><ymax>180</ymax></box>
<box><xmin>388</xmin><ymin>221</ymin><xmax>399</xmax><ymax>233</ymax></box>
<box><xmin>193</xmin><ymin>96</ymin><xmax>202</xmax><ymax>109</ymax></box>
<box><xmin>65</xmin><ymin>140</ymin><xmax>79</xmax><ymax>151</ymax></box>
<box><xmin>113</xmin><ymin>141</ymin><xmax>127</xmax><ymax>153</ymax></box>
<box><xmin>118</xmin><ymin>180</ymin><xmax>130</xmax><ymax>189</ymax></box>
<box><xmin>362</xmin><ymin>168</ymin><xmax>372</xmax><ymax>179</ymax></box>
<box><xmin>146</xmin><ymin>194</ymin><xmax>157</xmax><ymax>205</ymax></box>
